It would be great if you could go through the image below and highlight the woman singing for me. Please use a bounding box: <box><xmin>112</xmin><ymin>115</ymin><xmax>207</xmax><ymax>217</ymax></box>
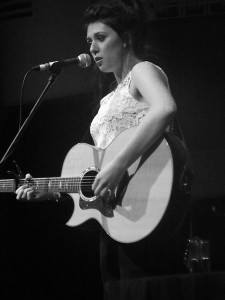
<box><xmin>16</xmin><ymin>0</ymin><xmax>189</xmax><ymax>298</ymax></box>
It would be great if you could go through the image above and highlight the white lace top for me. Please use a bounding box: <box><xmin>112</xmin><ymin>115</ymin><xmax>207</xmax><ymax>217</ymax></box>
<box><xmin>90</xmin><ymin>70</ymin><xmax>150</xmax><ymax>149</ymax></box>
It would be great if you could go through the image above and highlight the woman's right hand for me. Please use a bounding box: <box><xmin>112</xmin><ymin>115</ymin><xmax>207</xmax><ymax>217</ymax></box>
<box><xmin>15</xmin><ymin>173</ymin><xmax>51</xmax><ymax>201</ymax></box>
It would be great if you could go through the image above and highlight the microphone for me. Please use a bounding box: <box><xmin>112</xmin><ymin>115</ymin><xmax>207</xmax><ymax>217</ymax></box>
<box><xmin>32</xmin><ymin>53</ymin><xmax>91</xmax><ymax>71</ymax></box>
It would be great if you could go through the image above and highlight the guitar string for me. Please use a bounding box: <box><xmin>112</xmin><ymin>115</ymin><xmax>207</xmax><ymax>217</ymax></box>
<box><xmin>0</xmin><ymin>178</ymin><xmax>97</xmax><ymax>184</ymax></box>
<box><xmin>1</xmin><ymin>186</ymin><xmax>94</xmax><ymax>191</ymax></box>
<box><xmin>21</xmin><ymin>178</ymin><xmax>96</xmax><ymax>184</ymax></box>
<box><xmin>0</xmin><ymin>177</ymin><xmax>97</xmax><ymax>191</ymax></box>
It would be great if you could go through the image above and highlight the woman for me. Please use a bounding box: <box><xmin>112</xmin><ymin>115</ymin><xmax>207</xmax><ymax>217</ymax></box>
<box><xmin>85</xmin><ymin>0</ymin><xmax>176</xmax><ymax>200</ymax></box>
<box><xmin>16</xmin><ymin>0</ymin><xmax>188</xmax><ymax>296</ymax></box>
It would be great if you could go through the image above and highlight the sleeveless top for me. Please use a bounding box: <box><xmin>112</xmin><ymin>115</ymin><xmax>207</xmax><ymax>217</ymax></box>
<box><xmin>90</xmin><ymin>70</ymin><xmax>150</xmax><ymax>149</ymax></box>
<box><xmin>90</xmin><ymin>63</ymin><xmax>171</xmax><ymax>149</ymax></box>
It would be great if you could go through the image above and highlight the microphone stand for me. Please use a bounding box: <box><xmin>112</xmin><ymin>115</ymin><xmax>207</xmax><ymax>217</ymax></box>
<box><xmin>0</xmin><ymin>65</ymin><xmax>61</xmax><ymax>170</ymax></box>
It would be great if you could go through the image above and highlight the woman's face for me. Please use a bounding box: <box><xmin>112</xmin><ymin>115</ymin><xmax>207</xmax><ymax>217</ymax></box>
<box><xmin>87</xmin><ymin>22</ymin><xmax>126</xmax><ymax>74</ymax></box>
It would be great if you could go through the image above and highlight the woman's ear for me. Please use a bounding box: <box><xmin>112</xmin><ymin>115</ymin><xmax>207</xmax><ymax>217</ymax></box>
<box><xmin>123</xmin><ymin>32</ymin><xmax>132</xmax><ymax>49</ymax></box>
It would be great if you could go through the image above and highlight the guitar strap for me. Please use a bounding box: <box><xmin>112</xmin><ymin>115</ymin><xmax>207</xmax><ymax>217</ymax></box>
<box><xmin>169</xmin><ymin>117</ymin><xmax>186</xmax><ymax>144</ymax></box>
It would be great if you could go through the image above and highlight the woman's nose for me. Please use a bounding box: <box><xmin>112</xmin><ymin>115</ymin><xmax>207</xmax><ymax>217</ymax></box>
<box><xmin>90</xmin><ymin>42</ymin><xmax>99</xmax><ymax>55</ymax></box>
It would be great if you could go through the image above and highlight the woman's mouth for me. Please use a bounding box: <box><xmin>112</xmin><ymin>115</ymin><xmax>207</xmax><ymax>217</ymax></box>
<box><xmin>95</xmin><ymin>57</ymin><xmax>103</xmax><ymax>66</ymax></box>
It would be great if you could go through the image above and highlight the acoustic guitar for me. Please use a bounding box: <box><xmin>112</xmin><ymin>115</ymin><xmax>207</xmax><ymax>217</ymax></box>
<box><xmin>0</xmin><ymin>126</ymin><xmax>191</xmax><ymax>243</ymax></box>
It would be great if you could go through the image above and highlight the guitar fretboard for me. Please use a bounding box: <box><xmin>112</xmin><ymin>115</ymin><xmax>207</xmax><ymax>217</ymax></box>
<box><xmin>18</xmin><ymin>177</ymin><xmax>81</xmax><ymax>193</ymax></box>
<box><xmin>0</xmin><ymin>177</ymin><xmax>82</xmax><ymax>193</ymax></box>
<box><xmin>0</xmin><ymin>179</ymin><xmax>15</xmax><ymax>192</ymax></box>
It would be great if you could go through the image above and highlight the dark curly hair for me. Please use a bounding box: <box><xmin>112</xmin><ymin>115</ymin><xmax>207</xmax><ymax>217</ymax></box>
<box><xmin>84</xmin><ymin>0</ymin><xmax>148</xmax><ymax>60</ymax></box>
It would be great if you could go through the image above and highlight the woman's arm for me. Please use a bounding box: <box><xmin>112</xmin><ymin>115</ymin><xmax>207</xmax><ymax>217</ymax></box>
<box><xmin>92</xmin><ymin>62</ymin><xmax>177</xmax><ymax>197</ymax></box>
<box><xmin>115</xmin><ymin>62</ymin><xmax>176</xmax><ymax>168</ymax></box>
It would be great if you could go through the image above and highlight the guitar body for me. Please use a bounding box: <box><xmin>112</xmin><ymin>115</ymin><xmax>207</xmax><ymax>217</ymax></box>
<box><xmin>0</xmin><ymin>126</ymin><xmax>191</xmax><ymax>243</ymax></box>
<box><xmin>61</xmin><ymin>126</ymin><xmax>189</xmax><ymax>243</ymax></box>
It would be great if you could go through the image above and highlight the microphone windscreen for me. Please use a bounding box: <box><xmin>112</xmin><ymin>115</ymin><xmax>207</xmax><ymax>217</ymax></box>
<box><xmin>79</xmin><ymin>53</ymin><xmax>92</xmax><ymax>68</ymax></box>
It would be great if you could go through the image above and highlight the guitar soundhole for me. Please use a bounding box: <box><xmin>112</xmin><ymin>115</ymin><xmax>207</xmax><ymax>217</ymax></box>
<box><xmin>80</xmin><ymin>168</ymin><xmax>99</xmax><ymax>201</ymax></box>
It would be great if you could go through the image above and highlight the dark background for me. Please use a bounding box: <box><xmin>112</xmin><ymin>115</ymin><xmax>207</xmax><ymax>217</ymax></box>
<box><xmin>0</xmin><ymin>0</ymin><xmax>225</xmax><ymax>299</ymax></box>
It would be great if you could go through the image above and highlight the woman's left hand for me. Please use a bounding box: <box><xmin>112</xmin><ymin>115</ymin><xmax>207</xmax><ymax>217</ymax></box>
<box><xmin>92</xmin><ymin>159</ymin><xmax>126</xmax><ymax>199</ymax></box>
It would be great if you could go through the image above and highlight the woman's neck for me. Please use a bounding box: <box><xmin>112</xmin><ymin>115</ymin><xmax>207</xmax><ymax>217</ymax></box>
<box><xmin>114</xmin><ymin>54</ymin><xmax>141</xmax><ymax>84</ymax></box>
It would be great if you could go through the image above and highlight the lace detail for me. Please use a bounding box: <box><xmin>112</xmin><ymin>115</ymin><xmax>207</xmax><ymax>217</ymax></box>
<box><xmin>90</xmin><ymin>71</ymin><xmax>149</xmax><ymax>149</ymax></box>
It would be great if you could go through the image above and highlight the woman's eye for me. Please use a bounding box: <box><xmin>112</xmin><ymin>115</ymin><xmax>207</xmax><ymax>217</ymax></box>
<box><xmin>98</xmin><ymin>35</ymin><xmax>105</xmax><ymax>42</ymax></box>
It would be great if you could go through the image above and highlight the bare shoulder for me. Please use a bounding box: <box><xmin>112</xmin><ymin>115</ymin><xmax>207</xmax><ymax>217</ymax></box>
<box><xmin>130</xmin><ymin>61</ymin><xmax>176</xmax><ymax>111</ymax></box>
<box><xmin>131</xmin><ymin>61</ymin><xmax>168</xmax><ymax>87</ymax></box>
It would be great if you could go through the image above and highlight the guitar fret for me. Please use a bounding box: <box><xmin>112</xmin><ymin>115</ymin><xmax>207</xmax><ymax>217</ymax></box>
<box><xmin>0</xmin><ymin>179</ymin><xmax>15</xmax><ymax>192</ymax></box>
<box><xmin>1</xmin><ymin>177</ymin><xmax>82</xmax><ymax>194</ymax></box>
<box><xmin>33</xmin><ymin>177</ymin><xmax>80</xmax><ymax>193</ymax></box>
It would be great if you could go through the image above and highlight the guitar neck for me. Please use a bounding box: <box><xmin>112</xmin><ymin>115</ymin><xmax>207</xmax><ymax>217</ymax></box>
<box><xmin>0</xmin><ymin>177</ymin><xmax>81</xmax><ymax>193</ymax></box>
<box><xmin>0</xmin><ymin>179</ymin><xmax>16</xmax><ymax>192</ymax></box>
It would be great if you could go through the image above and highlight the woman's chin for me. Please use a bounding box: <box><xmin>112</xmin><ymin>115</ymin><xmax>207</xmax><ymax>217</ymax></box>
<box><xmin>98</xmin><ymin>65</ymin><xmax>113</xmax><ymax>73</ymax></box>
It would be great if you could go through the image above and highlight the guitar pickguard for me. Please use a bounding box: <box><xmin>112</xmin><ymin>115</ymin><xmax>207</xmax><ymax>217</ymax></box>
<box><xmin>79</xmin><ymin>197</ymin><xmax>114</xmax><ymax>217</ymax></box>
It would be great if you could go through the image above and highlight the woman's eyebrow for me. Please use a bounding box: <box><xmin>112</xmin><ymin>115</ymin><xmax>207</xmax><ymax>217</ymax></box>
<box><xmin>87</xmin><ymin>31</ymin><xmax>107</xmax><ymax>39</ymax></box>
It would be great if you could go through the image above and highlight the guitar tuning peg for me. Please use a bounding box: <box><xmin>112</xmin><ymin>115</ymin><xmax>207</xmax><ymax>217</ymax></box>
<box><xmin>13</xmin><ymin>160</ymin><xmax>24</xmax><ymax>178</ymax></box>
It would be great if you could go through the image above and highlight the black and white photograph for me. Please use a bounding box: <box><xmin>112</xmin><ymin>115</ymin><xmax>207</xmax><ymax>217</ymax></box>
<box><xmin>0</xmin><ymin>1</ymin><xmax>225</xmax><ymax>299</ymax></box>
